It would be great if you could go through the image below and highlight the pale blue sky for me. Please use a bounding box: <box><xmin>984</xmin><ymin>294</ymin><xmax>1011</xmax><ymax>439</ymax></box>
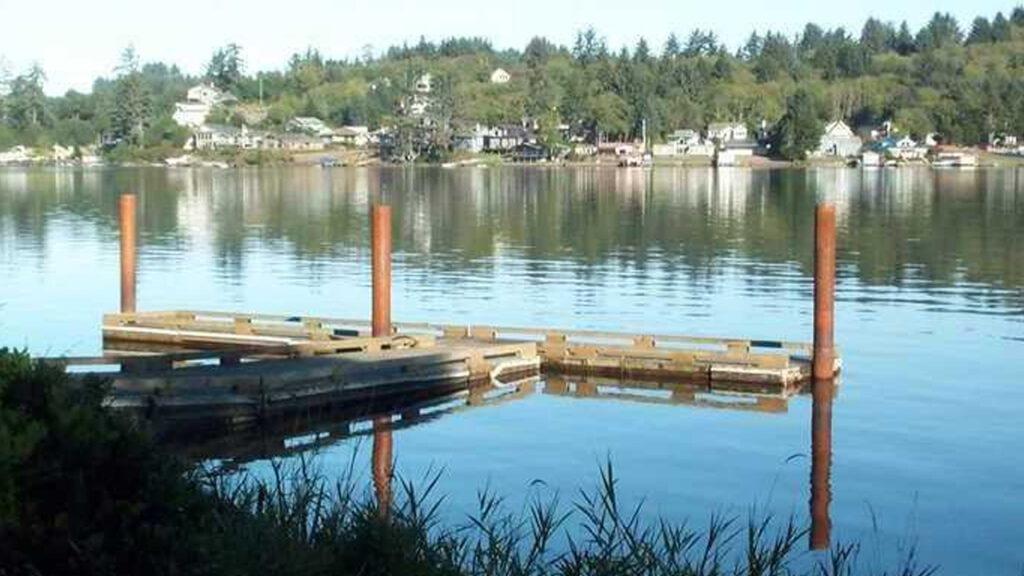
<box><xmin>0</xmin><ymin>0</ymin><xmax>1018</xmax><ymax>95</ymax></box>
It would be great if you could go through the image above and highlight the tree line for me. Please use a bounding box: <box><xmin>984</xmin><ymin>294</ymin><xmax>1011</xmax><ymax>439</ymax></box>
<box><xmin>1</xmin><ymin>8</ymin><xmax>1023</xmax><ymax>160</ymax></box>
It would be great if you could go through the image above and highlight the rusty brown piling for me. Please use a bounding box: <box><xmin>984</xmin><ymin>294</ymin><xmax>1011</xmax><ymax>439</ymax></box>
<box><xmin>813</xmin><ymin>203</ymin><xmax>836</xmax><ymax>381</ymax></box>
<box><xmin>372</xmin><ymin>416</ymin><xmax>394</xmax><ymax>515</ymax></box>
<box><xmin>809</xmin><ymin>379</ymin><xmax>834</xmax><ymax>550</ymax></box>
<box><xmin>119</xmin><ymin>194</ymin><xmax>137</xmax><ymax>313</ymax></box>
<box><xmin>371</xmin><ymin>205</ymin><xmax>392</xmax><ymax>338</ymax></box>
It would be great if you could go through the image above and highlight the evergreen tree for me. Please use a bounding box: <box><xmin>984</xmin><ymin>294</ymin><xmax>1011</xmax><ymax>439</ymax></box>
<box><xmin>894</xmin><ymin>21</ymin><xmax>917</xmax><ymax>54</ymax></box>
<box><xmin>742</xmin><ymin>32</ymin><xmax>763</xmax><ymax>60</ymax></box>
<box><xmin>773</xmin><ymin>88</ymin><xmax>821</xmax><ymax>160</ymax></box>
<box><xmin>633</xmin><ymin>38</ymin><xmax>651</xmax><ymax>64</ymax></box>
<box><xmin>524</xmin><ymin>37</ymin><xmax>555</xmax><ymax>117</ymax></box>
<box><xmin>206</xmin><ymin>43</ymin><xmax>244</xmax><ymax>92</ymax></box>
<box><xmin>916</xmin><ymin>13</ymin><xmax>963</xmax><ymax>51</ymax></box>
<box><xmin>799</xmin><ymin>23</ymin><xmax>825</xmax><ymax>55</ymax></box>
<box><xmin>111</xmin><ymin>47</ymin><xmax>151</xmax><ymax>147</ymax></box>
<box><xmin>6</xmin><ymin>65</ymin><xmax>47</xmax><ymax>129</ymax></box>
<box><xmin>663</xmin><ymin>34</ymin><xmax>681</xmax><ymax>60</ymax></box>
<box><xmin>860</xmin><ymin>18</ymin><xmax>894</xmax><ymax>53</ymax></box>
<box><xmin>754</xmin><ymin>33</ymin><xmax>796</xmax><ymax>82</ymax></box>
<box><xmin>1012</xmin><ymin>7</ymin><xmax>1024</xmax><ymax>26</ymax></box>
<box><xmin>967</xmin><ymin>17</ymin><xmax>993</xmax><ymax>44</ymax></box>
<box><xmin>991</xmin><ymin>12</ymin><xmax>1012</xmax><ymax>41</ymax></box>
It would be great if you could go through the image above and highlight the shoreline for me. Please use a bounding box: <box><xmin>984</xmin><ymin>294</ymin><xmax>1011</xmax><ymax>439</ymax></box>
<box><xmin>3</xmin><ymin>148</ymin><xmax>1024</xmax><ymax>170</ymax></box>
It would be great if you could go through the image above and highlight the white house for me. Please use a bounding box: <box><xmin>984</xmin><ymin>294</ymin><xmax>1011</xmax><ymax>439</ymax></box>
<box><xmin>333</xmin><ymin>126</ymin><xmax>370</xmax><ymax>147</ymax></box>
<box><xmin>172</xmin><ymin>83</ymin><xmax>237</xmax><ymax>128</ymax></box>
<box><xmin>816</xmin><ymin>120</ymin><xmax>862</xmax><ymax>157</ymax></box>
<box><xmin>186</xmin><ymin>84</ymin><xmax>235</xmax><ymax>107</ymax></box>
<box><xmin>173</xmin><ymin>102</ymin><xmax>212</xmax><ymax>128</ymax></box>
<box><xmin>415</xmin><ymin>73</ymin><xmax>433</xmax><ymax>93</ymax></box>
<box><xmin>276</xmin><ymin>134</ymin><xmax>325</xmax><ymax>151</ymax></box>
<box><xmin>668</xmin><ymin>129</ymin><xmax>702</xmax><ymax>146</ymax></box>
<box><xmin>286</xmin><ymin>117</ymin><xmax>335</xmax><ymax>138</ymax></box>
<box><xmin>490</xmin><ymin>68</ymin><xmax>511</xmax><ymax>84</ymax></box>
<box><xmin>189</xmin><ymin>125</ymin><xmax>242</xmax><ymax>150</ymax></box>
<box><xmin>707</xmin><ymin>122</ymin><xmax>748</xmax><ymax>144</ymax></box>
<box><xmin>885</xmin><ymin>136</ymin><xmax>928</xmax><ymax>160</ymax></box>
<box><xmin>51</xmin><ymin>144</ymin><xmax>75</xmax><ymax>162</ymax></box>
<box><xmin>715</xmin><ymin>148</ymin><xmax>753</xmax><ymax>166</ymax></box>
<box><xmin>0</xmin><ymin>145</ymin><xmax>33</xmax><ymax>164</ymax></box>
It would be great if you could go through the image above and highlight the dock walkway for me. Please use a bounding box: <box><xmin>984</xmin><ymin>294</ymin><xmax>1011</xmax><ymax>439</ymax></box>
<box><xmin>46</xmin><ymin>197</ymin><xmax>842</xmax><ymax>436</ymax></box>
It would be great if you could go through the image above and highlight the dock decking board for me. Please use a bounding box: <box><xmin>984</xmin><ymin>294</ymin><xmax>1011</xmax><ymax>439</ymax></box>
<box><xmin>46</xmin><ymin>309</ymin><xmax>839</xmax><ymax>433</ymax></box>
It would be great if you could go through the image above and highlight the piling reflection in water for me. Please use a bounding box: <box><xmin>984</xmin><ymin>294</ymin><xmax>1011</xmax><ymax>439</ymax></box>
<box><xmin>372</xmin><ymin>416</ymin><xmax>394</xmax><ymax>514</ymax></box>
<box><xmin>810</xmin><ymin>379</ymin><xmax>835</xmax><ymax>550</ymax></box>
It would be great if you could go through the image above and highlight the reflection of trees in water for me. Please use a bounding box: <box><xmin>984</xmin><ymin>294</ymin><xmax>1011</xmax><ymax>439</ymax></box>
<box><xmin>1</xmin><ymin>166</ymin><xmax>1021</xmax><ymax>306</ymax></box>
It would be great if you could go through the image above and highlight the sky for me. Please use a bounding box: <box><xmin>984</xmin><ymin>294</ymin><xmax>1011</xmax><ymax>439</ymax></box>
<box><xmin>0</xmin><ymin>0</ymin><xmax>1018</xmax><ymax>95</ymax></box>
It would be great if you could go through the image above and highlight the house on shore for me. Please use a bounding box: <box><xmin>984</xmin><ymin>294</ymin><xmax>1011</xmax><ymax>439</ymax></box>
<box><xmin>0</xmin><ymin>145</ymin><xmax>34</xmax><ymax>164</ymax></box>
<box><xmin>490</xmin><ymin>68</ymin><xmax>511</xmax><ymax>84</ymax></box>
<box><xmin>187</xmin><ymin>84</ymin><xmax>236</xmax><ymax>107</ymax></box>
<box><xmin>653</xmin><ymin>128</ymin><xmax>716</xmax><ymax>158</ymax></box>
<box><xmin>815</xmin><ymin>120</ymin><xmax>863</xmax><ymax>158</ymax></box>
<box><xmin>511</xmin><ymin>143</ymin><xmax>547</xmax><ymax>162</ymax></box>
<box><xmin>453</xmin><ymin>124</ymin><xmax>534</xmax><ymax>153</ymax></box>
<box><xmin>881</xmin><ymin>136</ymin><xmax>929</xmax><ymax>160</ymax></box>
<box><xmin>415</xmin><ymin>73</ymin><xmax>433</xmax><ymax>93</ymax></box>
<box><xmin>188</xmin><ymin>125</ymin><xmax>263</xmax><ymax>151</ymax></box>
<box><xmin>172</xmin><ymin>83</ymin><xmax>237</xmax><ymax>128</ymax></box>
<box><xmin>707</xmin><ymin>122</ymin><xmax>748</xmax><ymax>144</ymax></box>
<box><xmin>286</xmin><ymin>117</ymin><xmax>335</xmax><ymax>140</ymax></box>
<box><xmin>276</xmin><ymin>134</ymin><xmax>326</xmax><ymax>151</ymax></box>
<box><xmin>333</xmin><ymin>126</ymin><xmax>370</xmax><ymax>147</ymax></box>
<box><xmin>173</xmin><ymin>102</ymin><xmax>213</xmax><ymax>128</ymax></box>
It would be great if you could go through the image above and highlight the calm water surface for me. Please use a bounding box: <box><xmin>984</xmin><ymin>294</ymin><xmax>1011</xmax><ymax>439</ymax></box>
<box><xmin>1</xmin><ymin>166</ymin><xmax>1022</xmax><ymax>573</ymax></box>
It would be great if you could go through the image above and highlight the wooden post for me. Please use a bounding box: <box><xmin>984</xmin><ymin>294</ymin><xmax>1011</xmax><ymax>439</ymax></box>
<box><xmin>813</xmin><ymin>203</ymin><xmax>836</xmax><ymax>381</ymax></box>
<box><xmin>119</xmin><ymin>194</ymin><xmax>137</xmax><ymax>313</ymax></box>
<box><xmin>372</xmin><ymin>416</ymin><xmax>393</xmax><ymax>517</ymax></box>
<box><xmin>809</xmin><ymin>379</ymin><xmax>834</xmax><ymax>551</ymax></box>
<box><xmin>371</xmin><ymin>205</ymin><xmax>392</xmax><ymax>338</ymax></box>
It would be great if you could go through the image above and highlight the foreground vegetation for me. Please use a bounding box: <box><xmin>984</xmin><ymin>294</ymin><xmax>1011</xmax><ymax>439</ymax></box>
<box><xmin>1</xmin><ymin>8</ymin><xmax>1024</xmax><ymax>161</ymax></box>
<box><xmin>0</xmin><ymin>348</ymin><xmax>936</xmax><ymax>575</ymax></box>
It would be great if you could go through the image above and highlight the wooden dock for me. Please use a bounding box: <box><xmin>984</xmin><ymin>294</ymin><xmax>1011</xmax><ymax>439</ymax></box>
<box><xmin>45</xmin><ymin>308</ymin><xmax>836</xmax><ymax>435</ymax></box>
<box><xmin>99</xmin><ymin>310</ymin><xmax>834</xmax><ymax>387</ymax></box>
<box><xmin>46</xmin><ymin>196</ymin><xmax>842</xmax><ymax>437</ymax></box>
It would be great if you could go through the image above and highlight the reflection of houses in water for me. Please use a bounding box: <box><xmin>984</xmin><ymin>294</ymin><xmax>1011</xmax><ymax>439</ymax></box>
<box><xmin>808</xmin><ymin>169</ymin><xmax>856</xmax><ymax>227</ymax></box>
<box><xmin>0</xmin><ymin>169</ymin><xmax>29</xmax><ymax>197</ymax></box>
<box><xmin>712</xmin><ymin>167</ymin><xmax>752</xmax><ymax>220</ymax></box>
<box><xmin>873</xmin><ymin>167</ymin><xmax>934</xmax><ymax>215</ymax></box>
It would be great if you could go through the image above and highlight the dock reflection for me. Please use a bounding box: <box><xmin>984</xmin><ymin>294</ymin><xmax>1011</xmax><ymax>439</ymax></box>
<box><xmin>542</xmin><ymin>375</ymin><xmax>797</xmax><ymax>414</ymax></box>
<box><xmin>186</xmin><ymin>374</ymin><xmax>835</xmax><ymax>540</ymax></box>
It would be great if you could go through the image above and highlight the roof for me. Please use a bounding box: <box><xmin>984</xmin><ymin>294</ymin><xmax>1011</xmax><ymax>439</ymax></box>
<box><xmin>335</xmin><ymin>126</ymin><xmax>369</xmax><ymax>136</ymax></box>
<box><xmin>823</xmin><ymin>120</ymin><xmax>856</xmax><ymax>138</ymax></box>
<box><xmin>708</xmin><ymin>122</ymin><xmax>744</xmax><ymax>131</ymax></box>
<box><xmin>198</xmin><ymin>124</ymin><xmax>243</xmax><ymax>136</ymax></box>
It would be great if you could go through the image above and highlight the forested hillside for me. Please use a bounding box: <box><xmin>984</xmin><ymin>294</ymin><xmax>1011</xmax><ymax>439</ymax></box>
<box><xmin>1</xmin><ymin>8</ymin><xmax>1023</xmax><ymax>157</ymax></box>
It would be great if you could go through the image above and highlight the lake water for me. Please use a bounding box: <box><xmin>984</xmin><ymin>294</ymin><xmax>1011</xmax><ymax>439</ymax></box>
<box><xmin>1</xmin><ymin>166</ymin><xmax>1022</xmax><ymax>573</ymax></box>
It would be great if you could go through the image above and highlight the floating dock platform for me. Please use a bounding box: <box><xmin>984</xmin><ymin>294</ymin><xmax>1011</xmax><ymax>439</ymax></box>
<box><xmin>50</xmin><ymin>309</ymin><xmax>838</xmax><ymax>435</ymax></box>
<box><xmin>47</xmin><ymin>197</ymin><xmax>842</xmax><ymax>437</ymax></box>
